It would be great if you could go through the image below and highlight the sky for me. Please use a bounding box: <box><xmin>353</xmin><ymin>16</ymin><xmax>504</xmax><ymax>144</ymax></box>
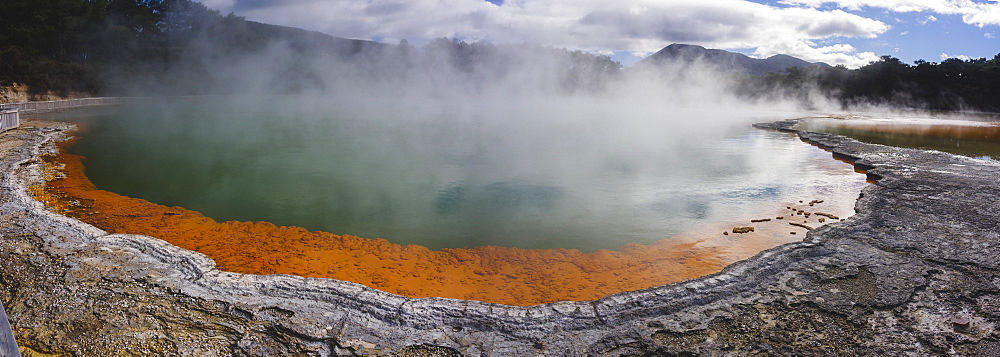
<box><xmin>194</xmin><ymin>0</ymin><xmax>1000</xmax><ymax>68</ymax></box>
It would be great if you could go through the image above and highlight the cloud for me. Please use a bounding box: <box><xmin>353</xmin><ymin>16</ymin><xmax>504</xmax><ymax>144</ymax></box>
<box><xmin>940</xmin><ymin>52</ymin><xmax>971</xmax><ymax>60</ymax></box>
<box><xmin>963</xmin><ymin>2</ymin><xmax>1000</xmax><ymax>27</ymax></box>
<box><xmin>754</xmin><ymin>42</ymin><xmax>881</xmax><ymax>67</ymax></box>
<box><xmin>780</xmin><ymin>0</ymin><xmax>1000</xmax><ymax>27</ymax></box>
<box><xmin>195</xmin><ymin>0</ymin><xmax>888</xmax><ymax>68</ymax></box>
<box><xmin>918</xmin><ymin>15</ymin><xmax>938</xmax><ymax>24</ymax></box>
<box><xmin>630</xmin><ymin>50</ymin><xmax>654</xmax><ymax>58</ymax></box>
<box><xmin>987</xmin><ymin>32</ymin><xmax>997</xmax><ymax>38</ymax></box>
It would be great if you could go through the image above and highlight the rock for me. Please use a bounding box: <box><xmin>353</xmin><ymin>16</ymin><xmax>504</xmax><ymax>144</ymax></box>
<box><xmin>731</xmin><ymin>227</ymin><xmax>755</xmax><ymax>234</ymax></box>
<box><xmin>789</xmin><ymin>222</ymin><xmax>814</xmax><ymax>230</ymax></box>
<box><xmin>951</xmin><ymin>317</ymin><xmax>971</xmax><ymax>333</ymax></box>
<box><xmin>815</xmin><ymin>212</ymin><xmax>839</xmax><ymax>220</ymax></box>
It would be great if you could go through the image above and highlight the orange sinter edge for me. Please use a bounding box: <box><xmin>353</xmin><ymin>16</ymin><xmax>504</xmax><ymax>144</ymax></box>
<box><xmin>33</xmin><ymin>130</ymin><xmax>835</xmax><ymax>306</ymax></box>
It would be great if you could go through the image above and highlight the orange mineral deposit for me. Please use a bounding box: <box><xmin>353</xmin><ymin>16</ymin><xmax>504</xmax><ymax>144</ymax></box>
<box><xmin>34</xmin><ymin>135</ymin><xmax>820</xmax><ymax>306</ymax></box>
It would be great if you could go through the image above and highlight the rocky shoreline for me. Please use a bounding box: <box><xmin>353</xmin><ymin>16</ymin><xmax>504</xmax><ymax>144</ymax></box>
<box><xmin>0</xmin><ymin>119</ymin><xmax>998</xmax><ymax>355</ymax></box>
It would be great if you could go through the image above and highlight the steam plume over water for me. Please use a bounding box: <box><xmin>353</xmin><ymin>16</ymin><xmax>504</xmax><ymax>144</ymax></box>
<box><xmin>29</xmin><ymin>32</ymin><xmax>876</xmax><ymax>303</ymax></box>
<box><xmin>49</xmin><ymin>31</ymin><xmax>872</xmax><ymax>251</ymax></box>
<box><xmin>60</xmin><ymin>93</ymin><xmax>860</xmax><ymax>251</ymax></box>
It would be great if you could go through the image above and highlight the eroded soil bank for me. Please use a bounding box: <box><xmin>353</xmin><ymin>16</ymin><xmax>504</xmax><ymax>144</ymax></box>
<box><xmin>1</xmin><ymin>118</ymin><xmax>998</xmax><ymax>355</ymax></box>
<box><xmin>30</xmin><ymin>126</ymin><xmax>856</xmax><ymax>306</ymax></box>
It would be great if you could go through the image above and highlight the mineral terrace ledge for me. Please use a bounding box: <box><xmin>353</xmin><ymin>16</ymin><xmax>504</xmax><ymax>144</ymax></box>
<box><xmin>0</xmin><ymin>119</ymin><xmax>998</xmax><ymax>356</ymax></box>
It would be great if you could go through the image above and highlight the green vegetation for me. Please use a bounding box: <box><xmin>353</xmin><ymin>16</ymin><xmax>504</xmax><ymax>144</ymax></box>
<box><xmin>0</xmin><ymin>0</ymin><xmax>382</xmax><ymax>96</ymax></box>
<box><xmin>0</xmin><ymin>0</ymin><xmax>168</xmax><ymax>95</ymax></box>
<box><xmin>0</xmin><ymin>0</ymin><xmax>619</xmax><ymax>97</ymax></box>
<box><xmin>737</xmin><ymin>55</ymin><xmax>1000</xmax><ymax>112</ymax></box>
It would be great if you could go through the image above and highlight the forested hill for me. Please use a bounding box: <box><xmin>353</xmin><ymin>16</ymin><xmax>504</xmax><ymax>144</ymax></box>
<box><xmin>1</xmin><ymin>0</ymin><xmax>999</xmax><ymax>112</ymax></box>
<box><xmin>0</xmin><ymin>0</ymin><xmax>623</xmax><ymax>98</ymax></box>
<box><xmin>0</xmin><ymin>0</ymin><xmax>393</xmax><ymax>96</ymax></box>
<box><xmin>638</xmin><ymin>43</ymin><xmax>1000</xmax><ymax>112</ymax></box>
<box><xmin>638</xmin><ymin>44</ymin><xmax>830</xmax><ymax>76</ymax></box>
<box><xmin>734</xmin><ymin>55</ymin><xmax>1000</xmax><ymax>112</ymax></box>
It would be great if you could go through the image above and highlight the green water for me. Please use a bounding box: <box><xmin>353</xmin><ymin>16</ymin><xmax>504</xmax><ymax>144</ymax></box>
<box><xmin>44</xmin><ymin>97</ymin><xmax>864</xmax><ymax>251</ymax></box>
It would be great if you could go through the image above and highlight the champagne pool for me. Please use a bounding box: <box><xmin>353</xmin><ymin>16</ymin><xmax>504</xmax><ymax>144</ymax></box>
<box><xmin>40</xmin><ymin>97</ymin><xmax>867</xmax><ymax>253</ymax></box>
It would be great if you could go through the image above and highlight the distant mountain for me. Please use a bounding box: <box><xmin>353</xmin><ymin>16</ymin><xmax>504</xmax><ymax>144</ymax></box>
<box><xmin>243</xmin><ymin>21</ymin><xmax>386</xmax><ymax>57</ymax></box>
<box><xmin>637</xmin><ymin>44</ymin><xmax>830</xmax><ymax>75</ymax></box>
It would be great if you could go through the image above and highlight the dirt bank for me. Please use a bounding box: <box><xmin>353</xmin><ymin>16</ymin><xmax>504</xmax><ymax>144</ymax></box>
<box><xmin>0</xmin><ymin>84</ymin><xmax>90</xmax><ymax>104</ymax></box>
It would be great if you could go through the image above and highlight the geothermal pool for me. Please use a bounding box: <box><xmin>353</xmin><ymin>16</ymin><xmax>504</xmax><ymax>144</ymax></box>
<box><xmin>32</xmin><ymin>97</ymin><xmax>875</xmax><ymax>305</ymax></box>
<box><xmin>45</xmin><ymin>98</ymin><xmax>865</xmax><ymax>252</ymax></box>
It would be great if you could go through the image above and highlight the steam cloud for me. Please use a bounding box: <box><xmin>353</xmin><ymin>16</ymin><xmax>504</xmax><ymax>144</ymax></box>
<box><xmin>81</xmin><ymin>25</ymin><xmax>867</xmax><ymax>250</ymax></box>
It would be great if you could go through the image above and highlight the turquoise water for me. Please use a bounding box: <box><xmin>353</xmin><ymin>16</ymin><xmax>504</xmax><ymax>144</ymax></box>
<box><xmin>45</xmin><ymin>98</ymin><xmax>863</xmax><ymax>251</ymax></box>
